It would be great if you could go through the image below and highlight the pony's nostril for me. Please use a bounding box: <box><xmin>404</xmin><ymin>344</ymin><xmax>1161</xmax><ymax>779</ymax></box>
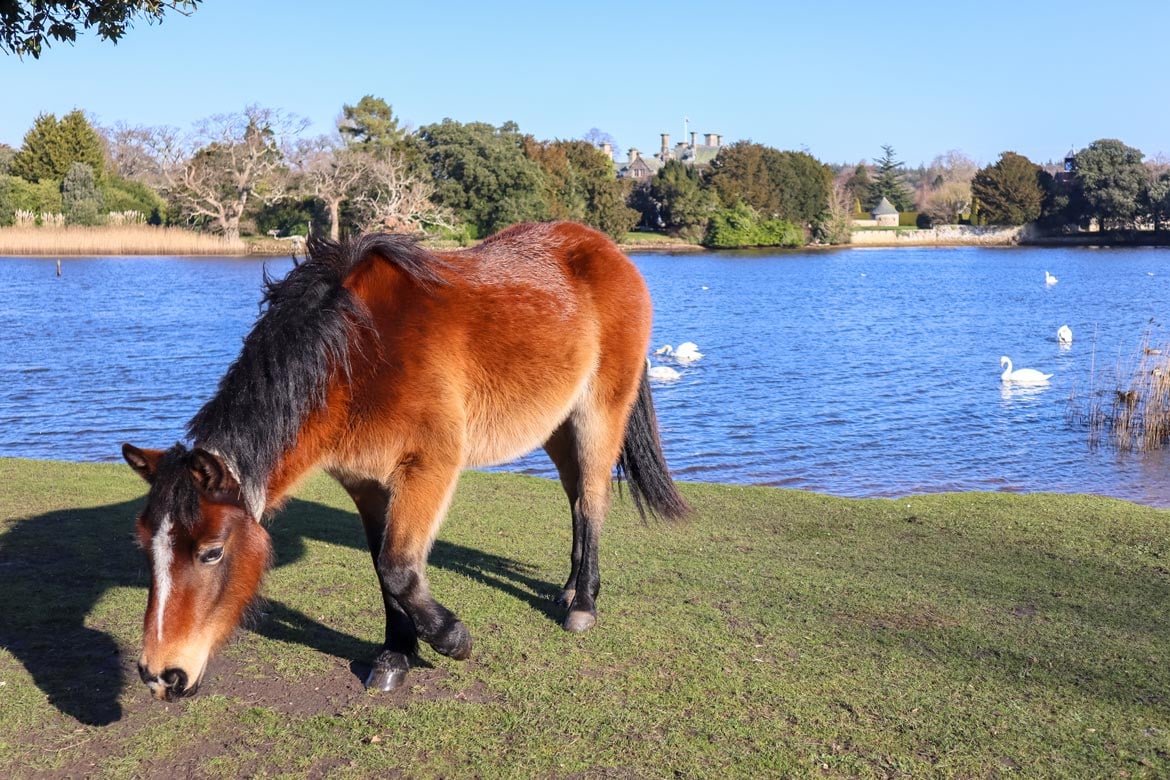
<box><xmin>160</xmin><ymin>667</ymin><xmax>188</xmax><ymax>694</ymax></box>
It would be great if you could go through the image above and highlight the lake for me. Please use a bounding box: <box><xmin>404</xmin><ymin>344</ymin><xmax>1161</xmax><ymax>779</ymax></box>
<box><xmin>4</xmin><ymin>245</ymin><xmax>1170</xmax><ymax>507</ymax></box>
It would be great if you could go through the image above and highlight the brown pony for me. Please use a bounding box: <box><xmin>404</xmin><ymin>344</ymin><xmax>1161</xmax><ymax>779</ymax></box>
<box><xmin>122</xmin><ymin>221</ymin><xmax>689</xmax><ymax>700</ymax></box>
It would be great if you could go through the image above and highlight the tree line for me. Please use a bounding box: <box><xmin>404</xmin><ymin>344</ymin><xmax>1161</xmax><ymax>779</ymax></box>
<box><xmin>0</xmin><ymin>96</ymin><xmax>1166</xmax><ymax>246</ymax></box>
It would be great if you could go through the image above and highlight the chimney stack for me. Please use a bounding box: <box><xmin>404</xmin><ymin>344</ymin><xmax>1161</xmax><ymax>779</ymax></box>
<box><xmin>600</xmin><ymin>141</ymin><xmax>613</xmax><ymax>159</ymax></box>
<box><xmin>690</xmin><ymin>131</ymin><xmax>697</xmax><ymax>149</ymax></box>
<box><xmin>629</xmin><ymin>148</ymin><xmax>640</xmax><ymax>162</ymax></box>
<box><xmin>660</xmin><ymin>133</ymin><xmax>670</xmax><ymax>156</ymax></box>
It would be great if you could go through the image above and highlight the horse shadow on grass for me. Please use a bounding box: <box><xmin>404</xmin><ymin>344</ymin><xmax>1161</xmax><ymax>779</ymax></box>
<box><xmin>0</xmin><ymin>496</ymin><xmax>560</xmax><ymax>726</ymax></box>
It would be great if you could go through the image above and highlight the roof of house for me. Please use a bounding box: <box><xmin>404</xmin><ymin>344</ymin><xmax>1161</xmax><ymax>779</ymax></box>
<box><xmin>871</xmin><ymin>197</ymin><xmax>898</xmax><ymax>216</ymax></box>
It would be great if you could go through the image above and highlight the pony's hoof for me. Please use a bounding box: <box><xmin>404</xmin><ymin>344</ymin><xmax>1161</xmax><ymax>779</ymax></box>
<box><xmin>555</xmin><ymin>589</ymin><xmax>575</xmax><ymax>608</ymax></box>
<box><xmin>432</xmin><ymin>621</ymin><xmax>472</xmax><ymax>660</ymax></box>
<box><xmin>365</xmin><ymin>652</ymin><xmax>409</xmax><ymax>692</ymax></box>
<box><xmin>563</xmin><ymin>610</ymin><xmax>597</xmax><ymax>633</ymax></box>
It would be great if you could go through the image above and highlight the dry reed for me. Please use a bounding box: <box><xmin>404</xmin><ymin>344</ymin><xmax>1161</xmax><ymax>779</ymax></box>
<box><xmin>0</xmin><ymin>225</ymin><xmax>245</xmax><ymax>256</ymax></box>
<box><xmin>1067</xmin><ymin>329</ymin><xmax>1170</xmax><ymax>451</ymax></box>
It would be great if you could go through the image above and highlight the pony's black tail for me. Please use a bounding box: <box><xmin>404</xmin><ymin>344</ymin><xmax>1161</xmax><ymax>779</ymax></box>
<box><xmin>617</xmin><ymin>368</ymin><xmax>691</xmax><ymax>521</ymax></box>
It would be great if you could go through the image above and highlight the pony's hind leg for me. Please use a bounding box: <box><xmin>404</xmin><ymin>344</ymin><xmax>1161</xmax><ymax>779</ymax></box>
<box><xmin>340</xmin><ymin>478</ymin><xmax>419</xmax><ymax>691</ymax></box>
<box><xmin>548</xmin><ymin>396</ymin><xmax>635</xmax><ymax>634</ymax></box>
<box><xmin>543</xmin><ymin>422</ymin><xmax>582</xmax><ymax>608</ymax></box>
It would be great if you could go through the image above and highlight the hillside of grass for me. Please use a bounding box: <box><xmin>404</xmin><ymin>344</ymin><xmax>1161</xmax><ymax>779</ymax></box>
<box><xmin>1</xmin><ymin>458</ymin><xmax>1168</xmax><ymax>778</ymax></box>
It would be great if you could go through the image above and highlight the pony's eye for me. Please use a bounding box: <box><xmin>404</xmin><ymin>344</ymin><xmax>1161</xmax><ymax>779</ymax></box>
<box><xmin>199</xmin><ymin>547</ymin><xmax>224</xmax><ymax>565</ymax></box>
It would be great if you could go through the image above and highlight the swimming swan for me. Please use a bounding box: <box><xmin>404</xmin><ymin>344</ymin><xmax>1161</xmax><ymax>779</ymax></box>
<box><xmin>654</xmin><ymin>342</ymin><xmax>704</xmax><ymax>363</ymax></box>
<box><xmin>645</xmin><ymin>358</ymin><xmax>680</xmax><ymax>382</ymax></box>
<box><xmin>1057</xmin><ymin>325</ymin><xmax>1072</xmax><ymax>345</ymax></box>
<box><xmin>1000</xmin><ymin>356</ymin><xmax>1052</xmax><ymax>384</ymax></box>
<box><xmin>1045</xmin><ymin>271</ymin><xmax>1058</xmax><ymax>286</ymax></box>
<box><xmin>673</xmin><ymin>342</ymin><xmax>703</xmax><ymax>362</ymax></box>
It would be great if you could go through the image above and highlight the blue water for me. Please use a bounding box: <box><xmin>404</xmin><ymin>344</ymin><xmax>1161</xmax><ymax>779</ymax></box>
<box><xmin>4</xmin><ymin>247</ymin><xmax>1170</xmax><ymax>506</ymax></box>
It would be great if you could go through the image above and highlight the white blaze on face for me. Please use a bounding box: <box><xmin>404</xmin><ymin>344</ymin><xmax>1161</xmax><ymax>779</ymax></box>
<box><xmin>152</xmin><ymin>513</ymin><xmax>174</xmax><ymax>642</ymax></box>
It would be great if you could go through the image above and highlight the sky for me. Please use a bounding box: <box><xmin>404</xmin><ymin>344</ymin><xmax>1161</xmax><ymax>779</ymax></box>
<box><xmin>1</xmin><ymin>0</ymin><xmax>1168</xmax><ymax>168</ymax></box>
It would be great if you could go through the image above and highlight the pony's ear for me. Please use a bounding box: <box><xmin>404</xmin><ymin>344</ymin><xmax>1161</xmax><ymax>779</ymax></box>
<box><xmin>122</xmin><ymin>444</ymin><xmax>164</xmax><ymax>484</ymax></box>
<box><xmin>188</xmin><ymin>448</ymin><xmax>243</xmax><ymax>505</ymax></box>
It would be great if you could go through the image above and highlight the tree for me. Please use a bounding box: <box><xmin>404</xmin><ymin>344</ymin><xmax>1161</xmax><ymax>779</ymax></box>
<box><xmin>0</xmin><ymin>143</ymin><xmax>14</xmax><ymax>175</ymax></box>
<box><xmin>867</xmin><ymin>145</ymin><xmax>913</xmax><ymax>212</ymax></box>
<box><xmin>1074</xmin><ymin>139</ymin><xmax>1148</xmax><ymax>229</ymax></box>
<box><xmin>648</xmin><ymin>160</ymin><xmax>717</xmax><ymax>238</ymax></box>
<box><xmin>292</xmin><ymin>137</ymin><xmax>369</xmax><ymax>240</ymax></box>
<box><xmin>348</xmin><ymin>152</ymin><xmax>453</xmax><ymax>235</ymax></box>
<box><xmin>524</xmin><ymin>138</ymin><xmax>637</xmax><ymax>240</ymax></box>
<box><xmin>10</xmin><ymin>110</ymin><xmax>105</xmax><ymax>183</ymax></box>
<box><xmin>1144</xmin><ymin>163</ymin><xmax>1170</xmax><ymax>231</ymax></box>
<box><xmin>841</xmin><ymin>164</ymin><xmax>871</xmax><ymax>213</ymax></box>
<box><xmin>704</xmin><ymin>141</ymin><xmax>830</xmax><ymax>227</ymax></box>
<box><xmin>0</xmin><ymin>0</ymin><xmax>199</xmax><ymax>58</ymax></box>
<box><xmin>921</xmin><ymin>180</ymin><xmax>972</xmax><ymax>225</ymax></box>
<box><xmin>416</xmin><ymin>119</ymin><xmax>548</xmax><ymax>237</ymax></box>
<box><xmin>705</xmin><ymin>141</ymin><xmax>780</xmax><ymax>215</ymax></box>
<box><xmin>582</xmin><ymin>127</ymin><xmax>623</xmax><ymax>161</ymax></box>
<box><xmin>141</xmin><ymin>105</ymin><xmax>307</xmax><ymax>240</ymax></box>
<box><xmin>338</xmin><ymin>95</ymin><xmax>410</xmax><ymax>159</ymax></box>
<box><xmin>971</xmin><ymin>152</ymin><xmax>1047</xmax><ymax>226</ymax></box>
<box><xmin>62</xmin><ymin>161</ymin><xmax>103</xmax><ymax>225</ymax></box>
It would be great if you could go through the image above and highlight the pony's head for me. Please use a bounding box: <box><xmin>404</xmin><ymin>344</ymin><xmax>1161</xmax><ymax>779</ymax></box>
<box><xmin>122</xmin><ymin>443</ymin><xmax>272</xmax><ymax>700</ymax></box>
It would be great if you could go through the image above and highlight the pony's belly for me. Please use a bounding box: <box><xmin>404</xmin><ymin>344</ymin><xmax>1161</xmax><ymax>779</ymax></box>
<box><xmin>462</xmin><ymin>369</ymin><xmax>592</xmax><ymax>468</ymax></box>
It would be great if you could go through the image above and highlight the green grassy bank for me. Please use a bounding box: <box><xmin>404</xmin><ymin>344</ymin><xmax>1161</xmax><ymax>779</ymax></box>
<box><xmin>1</xmin><ymin>458</ymin><xmax>1168</xmax><ymax>778</ymax></box>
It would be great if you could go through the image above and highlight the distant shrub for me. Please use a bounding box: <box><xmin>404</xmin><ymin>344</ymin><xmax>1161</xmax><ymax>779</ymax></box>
<box><xmin>0</xmin><ymin>175</ymin><xmax>62</xmax><ymax>225</ymax></box>
<box><xmin>62</xmin><ymin>162</ymin><xmax>104</xmax><ymax>226</ymax></box>
<box><xmin>916</xmin><ymin>212</ymin><xmax>934</xmax><ymax>229</ymax></box>
<box><xmin>101</xmin><ymin>176</ymin><xmax>165</xmax><ymax>219</ymax></box>
<box><xmin>703</xmin><ymin>202</ymin><xmax>804</xmax><ymax>248</ymax></box>
<box><xmin>899</xmin><ymin>211</ymin><xmax>919</xmax><ymax>227</ymax></box>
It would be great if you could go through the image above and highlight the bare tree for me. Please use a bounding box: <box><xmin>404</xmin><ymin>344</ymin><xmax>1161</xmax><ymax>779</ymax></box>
<box><xmin>101</xmin><ymin>122</ymin><xmax>163</xmax><ymax>183</ymax></box>
<box><xmin>350</xmin><ymin>152</ymin><xmax>454</xmax><ymax>235</ymax></box>
<box><xmin>922</xmin><ymin>180</ymin><xmax>973</xmax><ymax>225</ymax></box>
<box><xmin>141</xmin><ymin>105</ymin><xmax>307</xmax><ymax>240</ymax></box>
<box><xmin>291</xmin><ymin>136</ymin><xmax>368</xmax><ymax>240</ymax></box>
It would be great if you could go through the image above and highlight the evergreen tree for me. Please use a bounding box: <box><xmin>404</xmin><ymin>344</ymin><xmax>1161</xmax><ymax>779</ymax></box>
<box><xmin>970</xmin><ymin>152</ymin><xmax>1046</xmax><ymax>226</ymax></box>
<box><xmin>1074</xmin><ymin>139</ymin><xmax>1147</xmax><ymax>229</ymax></box>
<box><xmin>524</xmin><ymin>138</ymin><xmax>636</xmax><ymax>239</ymax></box>
<box><xmin>339</xmin><ymin>95</ymin><xmax>408</xmax><ymax>159</ymax></box>
<box><xmin>649</xmin><ymin>160</ymin><xmax>717</xmax><ymax>237</ymax></box>
<box><xmin>416</xmin><ymin>119</ymin><xmax>548</xmax><ymax>237</ymax></box>
<box><xmin>10</xmin><ymin>110</ymin><xmax>105</xmax><ymax>183</ymax></box>
<box><xmin>867</xmin><ymin>145</ymin><xmax>913</xmax><ymax>212</ymax></box>
<box><xmin>62</xmin><ymin>161</ymin><xmax>104</xmax><ymax>225</ymax></box>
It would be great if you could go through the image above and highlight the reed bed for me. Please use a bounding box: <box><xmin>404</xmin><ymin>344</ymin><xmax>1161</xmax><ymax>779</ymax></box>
<box><xmin>1068</xmin><ymin>330</ymin><xmax>1170</xmax><ymax>451</ymax></box>
<box><xmin>0</xmin><ymin>225</ymin><xmax>245</xmax><ymax>256</ymax></box>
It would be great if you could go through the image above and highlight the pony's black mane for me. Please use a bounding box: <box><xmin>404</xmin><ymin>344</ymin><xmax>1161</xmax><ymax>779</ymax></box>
<box><xmin>185</xmin><ymin>232</ymin><xmax>445</xmax><ymax>516</ymax></box>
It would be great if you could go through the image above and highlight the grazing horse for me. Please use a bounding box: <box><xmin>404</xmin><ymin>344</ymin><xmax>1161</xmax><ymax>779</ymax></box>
<box><xmin>122</xmin><ymin>221</ymin><xmax>690</xmax><ymax>701</ymax></box>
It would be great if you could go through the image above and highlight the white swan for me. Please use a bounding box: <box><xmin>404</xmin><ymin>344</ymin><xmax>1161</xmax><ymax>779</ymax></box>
<box><xmin>1057</xmin><ymin>325</ymin><xmax>1072</xmax><ymax>345</ymax></box>
<box><xmin>1000</xmin><ymin>356</ymin><xmax>1052</xmax><ymax>384</ymax></box>
<box><xmin>645</xmin><ymin>358</ymin><xmax>680</xmax><ymax>382</ymax></box>
<box><xmin>1045</xmin><ymin>271</ymin><xmax>1058</xmax><ymax>286</ymax></box>
<box><xmin>673</xmin><ymin>342</ymin><xmax>703</xmax><ymax>363</ymax></box>
<box><xmin>653</xmin><ymin>344</ymin><xmax>673</xmax><ymax>356</ymax></box>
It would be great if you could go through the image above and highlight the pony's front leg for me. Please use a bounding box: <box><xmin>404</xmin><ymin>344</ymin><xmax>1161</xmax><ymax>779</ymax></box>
<box><xmin>340</xmin><ymin>477</ymin><xmax>419</xmax><ymax>691</ymax></box>
<box><xmin>374</xmin><ymin>462</ymin><xmax>471</xmax><ymax>685</ymax></box>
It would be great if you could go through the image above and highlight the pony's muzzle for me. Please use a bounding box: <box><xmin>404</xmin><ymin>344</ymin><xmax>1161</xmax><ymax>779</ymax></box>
<box><xmin>138</xmin><ymin>662</ymin><xmax>197</xmax><ymax>700</ymax></box>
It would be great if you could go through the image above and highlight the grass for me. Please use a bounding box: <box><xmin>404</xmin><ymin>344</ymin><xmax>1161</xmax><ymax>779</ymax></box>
<box><xmin>1</xmin><ymin>459</ymin><xmax>1169</xmax><ymax>778</ymax></box>
<box><xmin>619</xmin><ymin>231</ymin><xmax>702</xmax><ymax>248</ymax></box>
<box><xmin>0</xmin><ymin>225</ymin><xmax>246</xmax><ymax>255</ymax></box>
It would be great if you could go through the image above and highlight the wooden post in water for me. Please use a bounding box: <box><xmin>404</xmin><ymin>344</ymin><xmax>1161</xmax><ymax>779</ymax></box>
<box><xmin>56</xmin><ymin>259</ymin><xmax>61</xmax><ymax>277</ymax></box>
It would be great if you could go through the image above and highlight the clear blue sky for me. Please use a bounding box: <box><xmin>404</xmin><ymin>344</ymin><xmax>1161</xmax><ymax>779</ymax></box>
<box><xmin>2</xmin><ymin>0</ymin><xmax>1167</xmax><ymax>167</ymax></box>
